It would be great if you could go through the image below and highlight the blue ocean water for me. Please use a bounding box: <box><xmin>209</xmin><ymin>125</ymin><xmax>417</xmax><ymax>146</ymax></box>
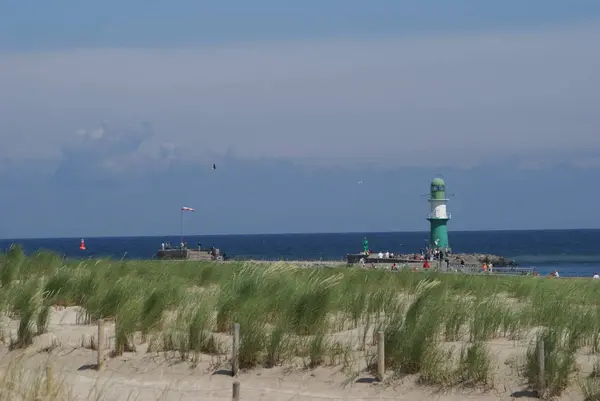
<box><xmin>1</xmin><ymin>229</ymin><xmax>599</xmax><ymax>277</ymax></box>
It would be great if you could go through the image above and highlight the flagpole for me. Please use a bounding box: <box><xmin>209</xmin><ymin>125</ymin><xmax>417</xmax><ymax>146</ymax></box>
<box><xmin>180</xmin><ymin>208</ymin><xmax>184</xmax><ymax>247</ymax></box>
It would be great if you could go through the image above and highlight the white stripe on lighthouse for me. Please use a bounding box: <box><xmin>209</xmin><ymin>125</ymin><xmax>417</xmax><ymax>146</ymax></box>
<box><xmin>429</xmin><ymin>200</ymin><xmax>448</xmax><ymax>219</ymax></box>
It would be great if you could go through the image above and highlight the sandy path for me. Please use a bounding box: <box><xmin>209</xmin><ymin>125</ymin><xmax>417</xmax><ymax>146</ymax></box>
<box><xmin>8</xmin><ymin>353</ymin><xmax>536</xmax><ymax>401</ymax></box>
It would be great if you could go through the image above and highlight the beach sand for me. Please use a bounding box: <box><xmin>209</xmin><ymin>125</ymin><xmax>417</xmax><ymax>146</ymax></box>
<box><xmin>0</xmin><ymin>306</ymin><xmax>590</xmax><ymax>401</ymax></box>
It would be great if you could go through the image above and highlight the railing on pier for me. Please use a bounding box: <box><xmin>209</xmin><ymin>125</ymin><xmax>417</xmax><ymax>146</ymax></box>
<box><xmin>427</xmin><ymin>213</ymin><xmax>451</xmax><ymax>219</ymax></box>
<box><xmin>442</xmin><ymin>263</ymin><xmax>535</xmax><ymax>276</ymax></box>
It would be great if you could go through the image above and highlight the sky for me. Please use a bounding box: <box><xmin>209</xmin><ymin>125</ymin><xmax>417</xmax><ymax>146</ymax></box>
<box><xmin>1</xmin><ymin>0</ymin><xmax>600</xmax><ymax>238</ymax></box>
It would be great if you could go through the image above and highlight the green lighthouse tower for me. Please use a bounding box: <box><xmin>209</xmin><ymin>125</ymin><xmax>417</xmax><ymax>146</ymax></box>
<box><xmin>427</xmin><ymin>177</ymin><xmax>451</xmax><ymax>250</ymax></box>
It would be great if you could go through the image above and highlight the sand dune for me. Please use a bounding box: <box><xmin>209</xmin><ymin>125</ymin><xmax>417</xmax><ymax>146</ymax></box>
<box><xmin>0</xmin><ymin>306</ymin><xmax>589</xmax><ymax>401</ymax></box>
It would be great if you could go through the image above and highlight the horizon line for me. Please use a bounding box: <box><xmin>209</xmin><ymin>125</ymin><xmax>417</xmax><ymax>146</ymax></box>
<box><xmin>1</xmin><ymin>227</ymin><xmax>599</xmax><ymax>242</ymax></box>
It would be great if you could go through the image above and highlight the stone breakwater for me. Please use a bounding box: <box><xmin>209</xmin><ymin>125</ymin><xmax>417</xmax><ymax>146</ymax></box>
<box><xmin>244</xmin><ymin>253</ymin><xmax>517</xmax><ymax>268</ymax></box>
<box><xmin>443</xmin><ymin>253</ymin><xmax>517</xmax><ymax>267</ymax></box>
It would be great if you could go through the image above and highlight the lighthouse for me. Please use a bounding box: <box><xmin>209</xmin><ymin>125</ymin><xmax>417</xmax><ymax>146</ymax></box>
<box><xmin>427</xmin><ymin>177</ymin><xmax>451</xmax><ymax>250</ymax></box>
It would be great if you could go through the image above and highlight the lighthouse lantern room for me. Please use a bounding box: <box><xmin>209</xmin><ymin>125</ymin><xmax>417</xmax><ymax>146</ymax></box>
<box><xmin>427</xmin><ymin>177</ymin><xmax>451</xmax><ymax>250</ymax></box>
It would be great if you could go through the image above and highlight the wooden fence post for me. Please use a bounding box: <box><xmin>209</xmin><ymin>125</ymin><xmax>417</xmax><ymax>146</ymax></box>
<box><xmin>232</xmin><ymin>323</ymin><xmax>240</xmax><ymax>376</ymax></box>
<box><xmin>45</xmin><ymin>364</ymin><xmax>53</xmax><ymax>395</ymax></box>
<box><xmin>377</xmin><ymin>331</ymin><xmax>385</xmax><ymax>381</ymax></box>
<box><xmin>232</xmin><ymin>380</ymin><xmax>240</xmax><ymax>401</ymax></box>
<box><xmin>97</xmin><ymin>318</ymin><xmax>105</xmax><ymax>370</ymax></box>
<box><xmin>537</xmin><ymin>336</ymin><xmax>545</xmax><ymax>397</ymax></box>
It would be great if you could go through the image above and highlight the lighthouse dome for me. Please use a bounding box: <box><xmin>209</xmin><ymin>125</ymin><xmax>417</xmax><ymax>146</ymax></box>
<box><xmin>431</xmin><ymin>177</ymin><xmax>445</xmax><ymax>187</ymax></box>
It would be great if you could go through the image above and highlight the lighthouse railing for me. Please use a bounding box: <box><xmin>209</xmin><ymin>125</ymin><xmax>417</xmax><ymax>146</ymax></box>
<box><xmin>427</xmin><ymin>213</ymin><xmax>451</xmax><ymax>219</ymax></box>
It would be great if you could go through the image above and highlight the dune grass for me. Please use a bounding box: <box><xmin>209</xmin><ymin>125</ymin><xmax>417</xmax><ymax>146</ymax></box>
<box><xmin>1</xmin><ymin>245</ymin><xmax>600</xmax><ymax>398</ymax></box>
<box><xmin>0</xmin><ymin>356</ymin><xmax>68</xmax><ymax>401</ymax></box>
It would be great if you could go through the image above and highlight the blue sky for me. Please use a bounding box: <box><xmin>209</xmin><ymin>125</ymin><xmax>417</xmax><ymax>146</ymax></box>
<box><xmin>1</xmin><ymin>1</ymin><xmax>600</xmax><ymax>238</ymax></box>
<box><xmin>2</xmin><ymin>0</ymin><xmax>600</xmax><ymax>50</ymax></box>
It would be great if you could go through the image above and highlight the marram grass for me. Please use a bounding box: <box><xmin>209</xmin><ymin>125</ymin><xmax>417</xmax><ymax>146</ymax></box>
<box><xmin>1</xmin><ymin>246</ymin><xmax>600</xmax><ymax>398</ymax></box>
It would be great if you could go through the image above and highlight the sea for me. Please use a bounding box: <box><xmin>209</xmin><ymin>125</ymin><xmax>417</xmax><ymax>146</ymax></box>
<box><xmin>1</xmin><ymin>229</ymin><xmax>599</xmax><ymax>278</ymax></box>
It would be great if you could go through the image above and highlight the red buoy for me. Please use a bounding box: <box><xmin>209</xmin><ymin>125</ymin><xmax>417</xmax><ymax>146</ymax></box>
<box><xmin>79</xmin><ymin>238</ymin><xmax>86</xmax><ymax>250</ymax></box>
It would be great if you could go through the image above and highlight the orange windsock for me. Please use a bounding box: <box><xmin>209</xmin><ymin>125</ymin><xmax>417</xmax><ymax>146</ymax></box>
<box><xmin>79</xmin><ymin>238</ymin><xmax>86</xmax><ymax>250</ymax></box>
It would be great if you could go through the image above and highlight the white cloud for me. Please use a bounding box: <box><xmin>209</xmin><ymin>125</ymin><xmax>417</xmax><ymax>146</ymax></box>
<box><xmin>52</xmin><ymin>122</ymin><xmax>180</xmax><ymax>180</ymax></box>
<box><xmin>0</xmin><ymin>21</ymin><xmax>599</xmax><ymax>168</ymax></box>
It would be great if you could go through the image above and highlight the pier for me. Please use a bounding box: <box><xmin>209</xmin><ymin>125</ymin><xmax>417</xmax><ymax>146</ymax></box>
<box><xmin>445</xmin><ymin>264</ymin><xmax>535</xmax><ymax>276</ymax></box>
<box><xmin>156</xmin><ymin>248</ymin><xmax>224</xmax><ymax>261</ymax></box>
<box><xmin>347</xmin><ymin>253</ymin><xmax>535</xmax><ymax>276</ymax></box>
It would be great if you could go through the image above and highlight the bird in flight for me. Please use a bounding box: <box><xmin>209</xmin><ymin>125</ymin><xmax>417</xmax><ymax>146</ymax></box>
<box><xmin>212</xmin><ymin>163</ymin><xmax>216</xmax><ymax>170</ymax></box>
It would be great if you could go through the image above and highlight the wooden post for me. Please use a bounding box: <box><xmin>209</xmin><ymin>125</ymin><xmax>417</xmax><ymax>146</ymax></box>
<box><xmin>537</xmin><ymin>336</ymin><xmax>545</xmax><ymax>397</ymax></box>
<box><xmin>97</xmin><ymin>318</ymin><xmax>105</xmax><ymax>371</ymax></box>
<box><xmin>45</xmin><ymin>365</ymin><xmax>53</xmax><ymax>395</ymax></box>
<box><xmin>377</xmin><ymin>331</ymin><xmax>385</xmax><ymax>381</ymax></box>
<box><xmin>232</xmin><ymin>380</ymin><xmax>240</xmax><ymax>401</ymax></box>
<box><xmin>232</xmin><ymin>323</ymin><xmax>240</xmax><ymax>376</ymax></box>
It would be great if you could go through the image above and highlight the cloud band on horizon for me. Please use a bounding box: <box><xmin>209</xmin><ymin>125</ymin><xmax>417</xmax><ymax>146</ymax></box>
<box><xmin>0</xmin><ymin>20</ymin><xmax>599</xmax><ymax>170</ymax></box>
